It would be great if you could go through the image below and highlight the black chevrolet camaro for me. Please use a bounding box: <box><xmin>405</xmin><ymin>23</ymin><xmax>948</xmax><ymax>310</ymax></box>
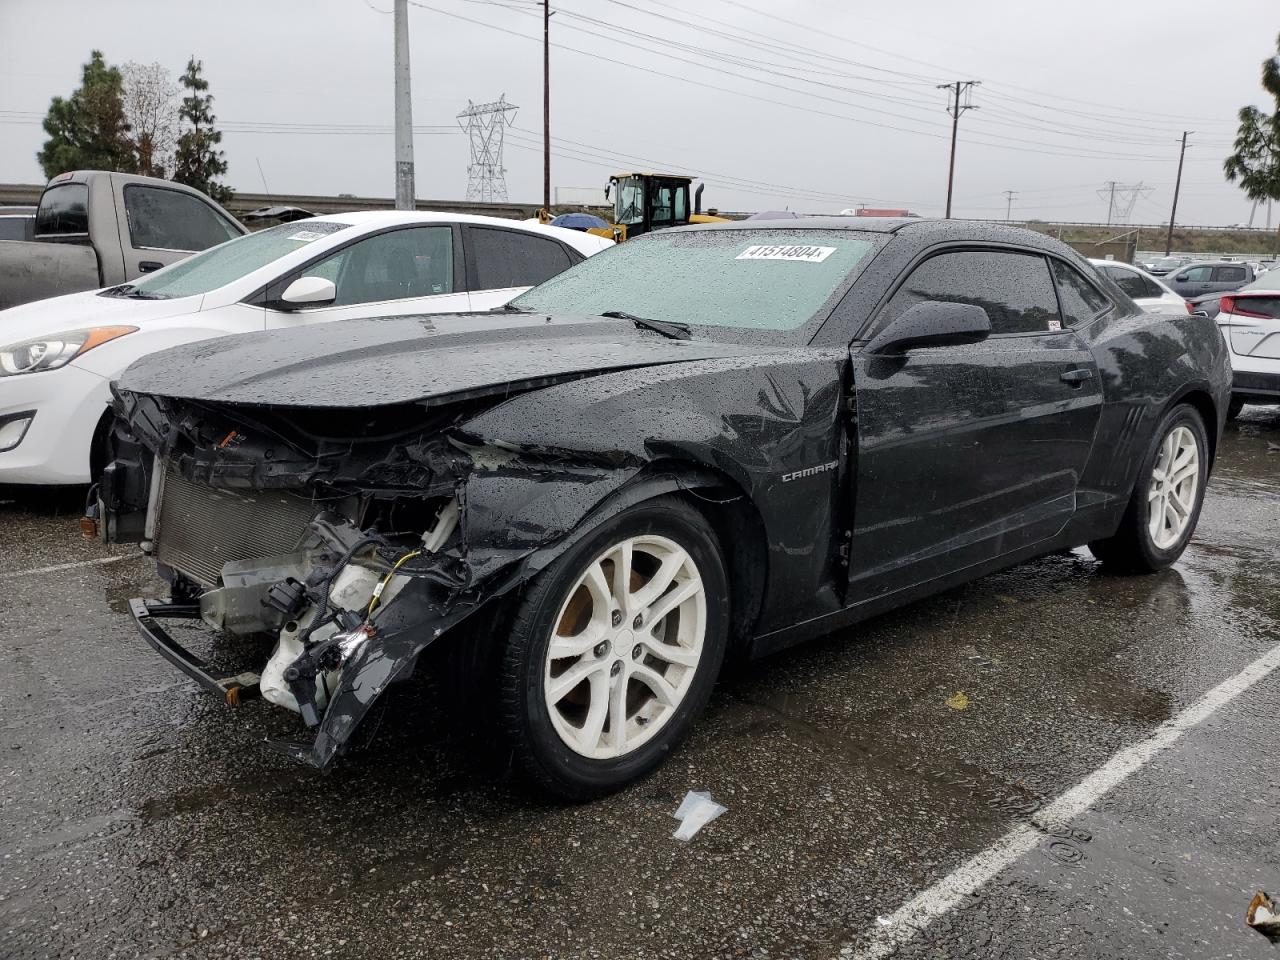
<box><xmin>97</xmin><ymin>218</ymin><xmax>1231</xmax><ymax>798</ymax></box>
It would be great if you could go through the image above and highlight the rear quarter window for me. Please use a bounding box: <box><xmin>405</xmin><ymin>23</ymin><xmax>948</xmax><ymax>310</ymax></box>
<box><xmin>1052</xmin><ymin>260</ymin><xmax>1112</xmax><ymax>325</ymax></box>
<box><xmin>1214</xmin><ymin>265</ymin><xmax>1247</xmax><ymax>283</ymax></box>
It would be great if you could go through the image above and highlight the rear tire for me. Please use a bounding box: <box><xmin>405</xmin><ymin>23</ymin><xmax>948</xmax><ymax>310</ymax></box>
<box><xmin>498</xmin><ymin>497</ymin><xmax>729</xmax><ymax>801</ymax></box>
<box><xmin>1089</xmin><ymin>404</ymin><xmax>1208</xmax><ymax>573</ymax></box>
<box><xmin>1226</xmin><ymin>397</ymin><xmax>1245</xmax><ymax>420</ymax></box>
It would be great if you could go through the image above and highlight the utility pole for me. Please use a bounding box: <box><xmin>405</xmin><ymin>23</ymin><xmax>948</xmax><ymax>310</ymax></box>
<box><xmin>543</xmin><ymin>0</ymin><xmax>551</xmax><ymax>214</ymax></box>
<box><xmin>937</xmin><ymin>80</ymin><xmax>979</xmax><ymax>218</ymax></box>
<box><xmin>1003</xmin><ymin>190</ymin><xmax>1017</xmax><ymax>222</ymax></box>
<box><xmin>1165</xmin><ymin>131</ymin><xmax>1190</xmax><ymax>256</ymax></box>
<box><xmin>393</xmin><ymin>0</ymin><xmax>415</xmax><ymax>211</ymax></box>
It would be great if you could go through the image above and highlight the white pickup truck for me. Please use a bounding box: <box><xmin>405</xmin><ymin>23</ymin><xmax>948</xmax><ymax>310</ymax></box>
<box><xmin>0</xmin><ymin>170</ymin><xmax>245</xmax><ymax>311</ymax></box>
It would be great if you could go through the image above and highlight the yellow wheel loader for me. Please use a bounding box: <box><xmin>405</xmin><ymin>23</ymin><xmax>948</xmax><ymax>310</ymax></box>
<box><xmin>539</xmin><ymin>174</ymin><xmax>729</xmax><ymax>242</ymax></box>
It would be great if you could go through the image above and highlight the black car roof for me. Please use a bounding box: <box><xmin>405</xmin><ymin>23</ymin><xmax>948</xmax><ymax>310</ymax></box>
<box><xmin>673</xmin><ymin>216</ymin><xmax>1078</xmax><ymax>255</ymax></box>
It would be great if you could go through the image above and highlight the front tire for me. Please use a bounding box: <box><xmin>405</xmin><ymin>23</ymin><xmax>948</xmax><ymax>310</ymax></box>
<box><xmin>1089</xmin><ymin>404</ymin><xmax>1208</xmax><ymax>573</ymax></box>
<box><xmin>499</xmin><ymin>497</ymin><xmax>729</xmax><ymax>800</ymax></box>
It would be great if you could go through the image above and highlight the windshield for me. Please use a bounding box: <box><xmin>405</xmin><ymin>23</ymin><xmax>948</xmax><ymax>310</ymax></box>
<box><xmin>121</xmin><ymin>221</ymin><xmax>350</xmax><ymax>299</ymax></box>
<box><xmin>512</xmin><ymin>228</ymin><xmax>878</xmax><ymax>334</ymax></box>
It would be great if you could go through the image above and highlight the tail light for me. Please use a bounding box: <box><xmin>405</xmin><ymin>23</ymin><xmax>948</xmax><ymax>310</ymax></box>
<box><xmin>1220</xmin><ymin>295</ymin><xmax>1271</xmax><ymax>319</ymax></box>
<box><xmin>1184</xmin><ymin>300</ymin><xmax>1192</xmax><ymax>314</ymax></box>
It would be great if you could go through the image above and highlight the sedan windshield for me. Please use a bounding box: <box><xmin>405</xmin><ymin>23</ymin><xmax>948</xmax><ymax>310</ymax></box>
<box><xmin>118</xmin><ymin>221</ymin><xmax>350</xmax><ymax>299</ymax></box>
<box><xmin>512</xmin><ymin>228</ymin><xmax>878</xmax><ymax>333</ymax></box>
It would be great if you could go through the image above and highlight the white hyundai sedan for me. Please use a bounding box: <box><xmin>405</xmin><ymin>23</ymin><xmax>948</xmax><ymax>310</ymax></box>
<box><xmin>0</xmin><ymin>211</ymin><xmax>612</xmax><ymax>484</ymax></box>
<box><xmin>1089</xmin><ymin>259</ymin><xmax>1189</xmax><ymax>316</ymax></box>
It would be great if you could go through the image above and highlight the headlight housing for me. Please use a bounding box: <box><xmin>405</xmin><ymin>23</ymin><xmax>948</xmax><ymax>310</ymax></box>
<box><xmin>0</xmin><ymin>326</ymin><xmax>137</xmax><ymax>376</ymax></box>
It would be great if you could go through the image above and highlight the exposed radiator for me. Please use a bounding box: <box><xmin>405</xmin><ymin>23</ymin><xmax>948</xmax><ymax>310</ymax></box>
<box><xmin>153</xmin><ymin>462</ymin><xmax>321</xmax><ymax>587</ymax></box>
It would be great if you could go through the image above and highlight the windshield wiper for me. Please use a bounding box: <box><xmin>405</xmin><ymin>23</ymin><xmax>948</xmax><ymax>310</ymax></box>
<box><xmin>123</xmin><ymin>290</ymin><xmax>170</xmax><ymax>300</ymax></box>
<box><xmin>601</xmin><ymin>310</ymin><xmax>691</xmax><ymax>341</ymax></box>
<box><xmin>492</xmin><ymin>302</ymin><xmax>528</xmax><ymax>313</ymax></box>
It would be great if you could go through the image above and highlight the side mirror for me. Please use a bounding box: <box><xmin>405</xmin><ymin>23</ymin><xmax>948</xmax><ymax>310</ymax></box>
<box><xmin>279</xmin><ymin>276</ymin><xmax>336</xmax><ymax>308</ymax></box>
<box><xmin>866</xmin><ymin>301</ymin><xmax>991</xmax><ymax>355</ymax></box>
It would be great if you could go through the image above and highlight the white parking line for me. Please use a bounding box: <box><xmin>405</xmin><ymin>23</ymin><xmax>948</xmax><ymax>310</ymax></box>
<box><xmin>845</xmin><ymin>641</ymin><xmax>1280</xmax><ymax>960</ymax></box>
<box><xmin>0</xmin><ymin>554</ymin><xmax>139</xmax><ymax>580</ymax></box>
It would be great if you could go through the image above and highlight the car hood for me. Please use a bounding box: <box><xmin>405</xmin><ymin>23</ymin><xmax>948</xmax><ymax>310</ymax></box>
<box><xmin>116</xmin><ymin>312</ymin><xmax>770</xmax><ymax>408</ymax></box>
<box><xmin>0</xmin><ymin>287</ymin><xmax>204</xmax><ymax>340</ymax></box>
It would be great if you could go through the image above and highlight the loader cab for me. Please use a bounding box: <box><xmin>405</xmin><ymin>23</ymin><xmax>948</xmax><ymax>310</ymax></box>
<box><xmin>603</xmin><ymin>173</ymin><xmax>725</xmax><ymax>241</ymax></box>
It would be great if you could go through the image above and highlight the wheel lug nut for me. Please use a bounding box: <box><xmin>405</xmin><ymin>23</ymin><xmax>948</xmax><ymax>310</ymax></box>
<box><xmin>632</xmin><ymin>614</ymin><xmax>643</xmax><ymax>629</ymax></box>
<box><xmin>611</xmin><ymin>610</ymin><xmax>622</xmax><ymax>628</ymax></box>
<box><xmin>610</xmin><ymin>661</ymin><xmax>622</xmax><ymax>677</ymax></box>
<box><xmin>594</xmin><ymin>641</ymin><xmax>609</xmax><ymax>657</ymax></box>
<box><xmin>632</xmin><ymin>645</ymin><xmax>642</xmax><ymax>660</ymax></box>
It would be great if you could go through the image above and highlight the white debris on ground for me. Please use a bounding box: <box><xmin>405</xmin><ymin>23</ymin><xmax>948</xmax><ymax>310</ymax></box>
<box><xmin>671</xmin><ymin>791</ymin><xmax>727</xmax><ymax>841</ymax></box>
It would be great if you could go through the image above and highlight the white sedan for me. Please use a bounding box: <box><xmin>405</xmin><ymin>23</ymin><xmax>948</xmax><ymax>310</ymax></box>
<box><xmin>1215</xmin><ymin>273</ymin><xmax>1280</xmax><ymax>418</ymax></box>
<box><xmin>0</xmin><ymin>211</ymin><xmax>612</xmax><ymax>484</ymax></box>
<box><xmin>1089</xmin><ymin>259</ymin><xmax>1189</xmax><ymax>316</ymax></box>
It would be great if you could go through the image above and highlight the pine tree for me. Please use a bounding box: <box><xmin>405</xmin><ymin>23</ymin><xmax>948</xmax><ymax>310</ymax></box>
<box><xmin>1224</xmin><ymin>34</ymin><xmax>1280</xmax><ymax>251</ymax></box>
<box><xmin>36</xmin><ymin>50</ymin><xmax>138</xmax><ymax>179</ymax></box>
<box><xmin>172</xmin><ymin>57</ymin><xmax>232</xmax><ymax>205</ymax></box>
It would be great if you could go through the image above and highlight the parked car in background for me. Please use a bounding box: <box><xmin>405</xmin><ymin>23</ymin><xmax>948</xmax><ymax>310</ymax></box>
<box><xmin>1090</xmin><ymin>259</ymin><xmax>1188</xmax><ymax>315</ymax></box>
<box><xmin>96</xmin><ymin>219</ymin><xmax>1228</xmax><ymax>798</ymax></box>
<box><xmin>1163</xmin><ymin>260</ymin><xmax>1255</xmax><ymax>299</ymax></box>
<box><xmin>0</xmin><ymin>206</ymin><xmax>35</xmax><ymax>241</ymax></box>
<box><xmin>0</xmin><ymin>171</ymin><xmax>247</xmax><ymax>311</ymax></box>
<box><xmin>1212</xmin><ymin>272</ymin><xmax>1280</xmax><ymax>417</ymax></box>
<box><xmin>1145</xmin><ymin>256</ymin><xmax>1191</xmax><ymax>276</ymax></box>
<box><xmin>0</xmin><ymin>211</ymin><xmax>611</xmax><ymax>485</ymax></box>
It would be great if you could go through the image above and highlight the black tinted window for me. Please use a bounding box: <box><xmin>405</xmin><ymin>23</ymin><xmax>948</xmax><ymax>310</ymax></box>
<box><xmin>1214</xmin><ymin>265</ymin><xmax>1247</xmax><ymax>283</ymax></box>
<box><xmin>1052</xmin><ymin>260</ymin><xmax>1112</xmax><ymax>325</ymax></box>
<box><xmin>35</xmin><ymin>183</ymin><xmax>88</xmax><ymax>236</ymax></box>
<box><xmin>124</xmin><ymin>185</ymin><xmax>240</xmax><ymax>251</ymax></box>
<box><xmin>469</xmin><ymin>227</ymin><xmax>572</xmax><ymax>289</ymax></box>
<box><xmin>0</xmin><ymin>216</ymin><xmax>32</xmax><ymax>241</ymax></box>
<box><xmin>882</xmin><ymin>250</ymin><xmax>1059</xmax><ymax>336</ymax></box>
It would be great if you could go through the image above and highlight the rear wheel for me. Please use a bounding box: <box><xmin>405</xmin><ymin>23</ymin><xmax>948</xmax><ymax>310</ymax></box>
<box><xmin>1226</xmin><ymin>397</ymin><xmax>1245</xmax><ymax>420</ymax></box>
<box><xmin>1089</xmin><ymin>404</ymin><xmax>1207</xmax><ymax>573</ymax></box>
<box><xmin>499</xmin><ymin>498</ymin><xmax>728</xmax><ymax>800</ymax></box>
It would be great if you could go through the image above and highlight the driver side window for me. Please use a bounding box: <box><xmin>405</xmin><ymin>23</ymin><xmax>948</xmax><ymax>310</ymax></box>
<box><xmin>879</xmin><ymin>249</ymin><xmax>1060</xmax><ymax>337</ymax></box>
<box><xmin>300</xmin><ymin>226</ymin><xmax>454</xmax><ymax>307</ymax></box>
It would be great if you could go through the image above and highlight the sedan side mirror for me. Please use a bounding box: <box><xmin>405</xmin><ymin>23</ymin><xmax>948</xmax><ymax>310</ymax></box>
<box><xmin>866</xmin><ymin>301</ymin><xmax>991</xmax><ymax>355</ymax></box>
<box><xmin>279</xmin><ymin>276</ymin><xmax>336</xmax><ymax>309</ymax></box>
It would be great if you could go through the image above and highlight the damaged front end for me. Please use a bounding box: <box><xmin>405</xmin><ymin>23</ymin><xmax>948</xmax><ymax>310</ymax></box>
<box><xmin>95</xmin><ymin>386</ymin><xmax>647</xmax><ymax>770</ymax></box>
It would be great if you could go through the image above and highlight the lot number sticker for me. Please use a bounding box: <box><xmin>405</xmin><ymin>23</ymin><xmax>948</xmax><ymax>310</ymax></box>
<box><xmin>736</xmin><ymin>244</ymin><xmax>837</xmax><ymax>263</ymax></box>
<box><xmin>286</xmin><ymin>230</ymin><xmax>329</xmax><ymax>243</ymax></box>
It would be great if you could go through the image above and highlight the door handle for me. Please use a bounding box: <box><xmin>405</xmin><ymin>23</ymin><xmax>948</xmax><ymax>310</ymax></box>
<box><xmin>1060</xmin><ymin>367</ymin><xmax>1094</xmax><ymax>385</ymax></box>
<box><xmin>138</xmin><ymin>260</ymin><xmax>163</xmax><ymax>273</ymax></box>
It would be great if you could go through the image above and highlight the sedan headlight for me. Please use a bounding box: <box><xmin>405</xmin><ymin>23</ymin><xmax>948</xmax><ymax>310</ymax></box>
<box><xmin>0</xmin><ymin>326</ymin><xmax>137</xmax><ymax>376</ymax></box>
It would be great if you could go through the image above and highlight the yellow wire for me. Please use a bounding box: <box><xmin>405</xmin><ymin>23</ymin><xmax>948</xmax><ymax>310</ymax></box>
<box><xmin>366</xmin><ymin>550</ymin><xmax>422</xmax><ymax>617</ymax></box>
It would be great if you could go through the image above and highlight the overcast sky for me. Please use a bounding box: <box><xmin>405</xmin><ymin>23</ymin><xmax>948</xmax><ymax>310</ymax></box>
<box><xmin>1</xmin><ymin>0</ymin><xmax>1276</xmax><ymax>226</ymax></box>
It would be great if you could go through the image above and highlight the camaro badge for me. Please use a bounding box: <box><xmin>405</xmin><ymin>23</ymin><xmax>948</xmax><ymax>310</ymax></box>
<box><xmin>781</xmin><ymin>460</ymin><xmax>839</xmax><ymax>483</ymax></box>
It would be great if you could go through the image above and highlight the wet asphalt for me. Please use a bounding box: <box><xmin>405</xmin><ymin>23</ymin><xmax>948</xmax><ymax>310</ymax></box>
<box><xmin>2</xmin><ymin>409</ymin><xmax>1279</xmax><ymax>960</ymax></box>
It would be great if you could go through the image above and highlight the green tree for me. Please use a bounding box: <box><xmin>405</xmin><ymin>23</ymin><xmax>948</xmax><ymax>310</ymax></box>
<box><xmin>172</xmin><ymin>57</ymin><xmax>232</xmax><ymax>205</ymax></box>
<box><xmin>36</xmin><ymin>50</ymin><xmax>138</xmax><ymax>179</ymax></box>
<box><xmin>1224</xmin><ymin>34</ymin><xmax>1280</xmax><ymax>250</ymax></box>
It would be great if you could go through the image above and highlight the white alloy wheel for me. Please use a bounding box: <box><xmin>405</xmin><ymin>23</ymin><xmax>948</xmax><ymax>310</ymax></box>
<box><xmin>543</xmin><ymin>534</ymin><xmax>707</xmax><ymax>760</ymax></box>
<box><xmin>1147</xmin><ymin>424</ymin><xmax>1200</xmax><ymax>550</ymax></box>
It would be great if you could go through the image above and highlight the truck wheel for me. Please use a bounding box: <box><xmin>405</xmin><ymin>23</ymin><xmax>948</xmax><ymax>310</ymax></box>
<box><xmin>1089</xmin><ymin>404</ymin><xmax>1208</xmax><ymax>573</ymax></box>
<box><xmin>499</xmin><ymin>498</ymin><xmax>728</xmax><ymax>800</ymax></box>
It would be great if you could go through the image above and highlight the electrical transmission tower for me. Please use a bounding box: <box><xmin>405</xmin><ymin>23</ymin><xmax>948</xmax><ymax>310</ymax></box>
<box><xmin>457</xmin><ymin>95</ymin><xmax>518</xmax><ymax>203</ymax></box>
<box><xmin>1097</xmin><ymin>181</ymin><xmax>1153</xmax><ymax>226</ymax></box>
